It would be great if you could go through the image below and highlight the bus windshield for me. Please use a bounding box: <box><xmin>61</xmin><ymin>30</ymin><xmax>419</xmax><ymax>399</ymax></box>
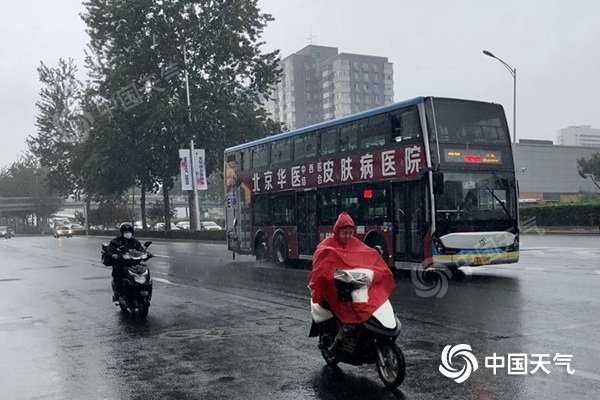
<box><xmin>431</xmin><ymin>98</ymin><xmax>510</xmax><ymax>146</ymax></box>
<box><xmin>435</xmin><ymin>171</ymin><xmax>517</xmax><ymax>233</ymax></box>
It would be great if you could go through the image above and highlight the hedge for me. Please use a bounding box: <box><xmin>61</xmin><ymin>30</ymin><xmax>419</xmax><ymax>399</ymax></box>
<box><xmin>519</xmin><ymin>203</ymin><xmax>600</xmax><ymax>227</ymax></box>
<box><xmin>74</xmin><ymin>228</ymin><xmax>226</xmax><ymax>241</ymax></box>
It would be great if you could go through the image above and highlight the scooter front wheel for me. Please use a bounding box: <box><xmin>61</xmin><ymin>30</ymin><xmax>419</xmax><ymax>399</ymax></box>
<box><xmin>376</xmin><ymin>343</ymin><xmax>405</xmax><ymax>388</ymax></box>
<box><xmin>319</xmin><ymin>335</ymin><xmax>339</xmax><ymax>366</ymax></box>
<box><xmin>139</xmin><ymin>304</ymin><xmax>149</xmax><ymax>318</ymax></box>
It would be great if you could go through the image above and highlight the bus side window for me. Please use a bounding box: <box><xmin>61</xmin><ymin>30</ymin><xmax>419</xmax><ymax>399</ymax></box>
<box><xmin>320</xmin><ymin>127</ymin><xmax>338</xmax><ymax>156</ymax></box>
<box><xmin>252</xmin><ymin>144</ymin><xmax>269</xmax><ymax>170</ymax></box>
<box><xmin>272</xmin><ymin>138</ymin><xmax>292</xmax><ymax>164</ymax></box>
<box><xmin>319</xmin><ymin>189</ymin><xmax>338</xmax><ymax>226</ymax></box>
<box><xmin>340</xmin><ymin>124</ymin><xmax>358</xmax><ymax>153</ymax></box>
<box><xmin>359</xmin><ymin>115</ymin><xmax>386</xmax><ymax>149</ymax></box>
<box><xmin>391</xmin><ymin>106</ymin><xmax>422</xmax><ymax>144</ymax></box>
<box><xmin>294</xmin><ymin>132</ymin><xmax>317</xmax><ymax>161</ymax></box>
<box><xmin>240</xmin><ymin>149</ymin><xmax>250</xmax><ymax>171</ymax></box>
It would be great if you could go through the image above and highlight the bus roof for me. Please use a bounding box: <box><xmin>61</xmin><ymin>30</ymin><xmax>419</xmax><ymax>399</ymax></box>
<box><xmin>225</xmin><ymin>96</ymin><xmax>426</xmax><ymax>153</ymax></box>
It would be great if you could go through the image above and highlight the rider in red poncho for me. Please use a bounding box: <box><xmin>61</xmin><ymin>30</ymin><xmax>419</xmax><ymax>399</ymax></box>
<box><xmin>308</xmin><ymin>212</ymin><xmax>395</xmax><ymax>324</ymax></box>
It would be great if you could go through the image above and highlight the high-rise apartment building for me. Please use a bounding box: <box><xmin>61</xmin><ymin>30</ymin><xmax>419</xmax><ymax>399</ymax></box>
<box><xmin>556</xmin><ymin>125</ymin><xmax>600</xmax><ymax>147</ymax></box>
<box><xmin>265</xmin><ymin>45</ymin><xmax>394</xmax><ymax>130</ymax></box>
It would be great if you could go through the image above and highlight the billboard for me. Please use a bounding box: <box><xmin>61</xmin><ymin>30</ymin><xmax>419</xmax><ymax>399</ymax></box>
<box><xmin>179</xmin><ymin>148</ymin><xmax>208</xmax><ymax>191</ymax></box>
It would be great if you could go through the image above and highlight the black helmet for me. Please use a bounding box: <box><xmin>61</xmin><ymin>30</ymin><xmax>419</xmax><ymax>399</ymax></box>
<box><xmin>120</xmin><ymin>222</ymin><xmax>134</xmax><ymax>234</ymax></box>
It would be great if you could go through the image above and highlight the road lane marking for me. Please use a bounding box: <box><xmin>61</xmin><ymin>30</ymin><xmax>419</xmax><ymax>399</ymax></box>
<box><xmin>576</xmin><ymin>370</ymin><xmax>600</xmax><ymax>382</ymax></box>
<box><xmin>152</xmin><ymin>277</ymin><xmax>179</xmax><ymax>286</ymax></box>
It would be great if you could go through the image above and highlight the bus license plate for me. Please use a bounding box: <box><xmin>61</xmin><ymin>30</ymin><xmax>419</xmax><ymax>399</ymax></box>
<box><xmin>475</xmin><ymin>256</ymin><xmax>491</xmax><ymax>265</ymax></box>
<box><xmin>140</xmin><ymin>291</ymin><xmax>149</xmax><ymax>296</ymax></box>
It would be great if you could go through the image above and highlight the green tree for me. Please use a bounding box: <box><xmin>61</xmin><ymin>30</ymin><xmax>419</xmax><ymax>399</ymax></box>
<box><xmin>147</xmin><ymin>199</ymin><xmax>176</xmax><ymax>223</ymax></box>
<box><xmin>29</xmin><ymin>58</ymin><xmax>87</xmax><ymax>197</ymax></box>
<box><xmin>81</xmin><ymin>0</ymin><xmax>282</xmax><ymax>229</ymax></box>
<box><xmin>577</xmin><ymin>153</ymin><xmax>600</xmax><ymax>191</ymax></box>
<box><xmin>0</xmin><ymin>154</ymin><xmax>63</xmax><ymax>231</ymax></box>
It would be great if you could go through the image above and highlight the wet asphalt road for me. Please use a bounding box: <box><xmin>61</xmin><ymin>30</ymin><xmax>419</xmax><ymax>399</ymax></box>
<box><xmin>0</xmin><ymin>233</ymin><xmax>598</xmax><ymax>400</ymax></box>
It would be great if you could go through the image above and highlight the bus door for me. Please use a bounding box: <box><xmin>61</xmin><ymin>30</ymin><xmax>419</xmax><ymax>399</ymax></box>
<box><xmin>392</xmin><ymin>181</ymin><xmax>425</xmax><ymax>262</ymax></box>
<box><xmin>297</xmin><ymin>190</ymin><xmax>318</xmax><ymax>255</ymax></box>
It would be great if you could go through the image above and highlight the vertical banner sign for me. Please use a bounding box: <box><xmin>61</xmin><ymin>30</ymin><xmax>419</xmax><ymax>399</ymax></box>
<box><xmin>194</xmin><ymin>148</ymin><xmax>208</xmax><ymax>191</ymax></box>
<box><xmin>179</xmin><ymin>149</ymin><xmax>193</xmax><ymax>191</ymax></box>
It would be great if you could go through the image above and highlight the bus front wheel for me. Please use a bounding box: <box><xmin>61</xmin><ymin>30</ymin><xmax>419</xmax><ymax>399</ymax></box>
<box><xmin>255</xmin><ymin>235</ymin><xmax>268</xmax><ymax>261</ymax></box>
<box><xmin>273</xmin><ymin>235</ymin><xmax>289</xmax><ymax>266</ymax></box>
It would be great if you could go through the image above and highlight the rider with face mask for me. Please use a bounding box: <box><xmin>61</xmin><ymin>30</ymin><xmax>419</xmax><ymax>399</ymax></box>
<box><xmin>108</xmin><ymin>222</ymin><xmax>149</xmax><ymax>297</ymax></box>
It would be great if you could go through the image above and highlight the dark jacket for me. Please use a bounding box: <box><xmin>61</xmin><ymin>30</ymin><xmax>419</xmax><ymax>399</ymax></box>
<box><xmin>107</xmin><ymin>235</ymin><xmax>144</xmax><ymax>257</ymax></box>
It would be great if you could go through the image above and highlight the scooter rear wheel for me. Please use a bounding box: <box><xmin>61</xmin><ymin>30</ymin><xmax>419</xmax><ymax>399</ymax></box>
<box><xmin>376</xmin><ymin>344</ymin><xmax>405</xmax><ymax>388</ymax></box>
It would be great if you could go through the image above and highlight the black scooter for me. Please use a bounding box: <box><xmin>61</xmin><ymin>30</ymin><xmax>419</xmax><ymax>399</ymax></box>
<box><xmin>104</xmin><ymin>241</ymin><xmax>154</xmax><ymax>318</ymax></box>
<box><xmin>311</xmin><ymin>270</ymin><xmax>406</xmax><ymax>388</ymax></box>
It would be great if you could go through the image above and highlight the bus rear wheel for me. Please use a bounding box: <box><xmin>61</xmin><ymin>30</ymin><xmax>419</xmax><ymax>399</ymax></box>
<box><xmin>273</xmin><ymin>235</ymin><xmax>289</xmax><ymax>266</ymax></box>
<box><xmin>367</xmin><ymin>235</ymin><xmax>389</xmax><ymax>263</ymax></box>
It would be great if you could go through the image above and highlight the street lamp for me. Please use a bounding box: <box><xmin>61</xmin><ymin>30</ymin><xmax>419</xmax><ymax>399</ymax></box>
<box><xmin>483</xmin><ymin>50</ymin><xmax>517</xmax><ymax>144</ymax></box>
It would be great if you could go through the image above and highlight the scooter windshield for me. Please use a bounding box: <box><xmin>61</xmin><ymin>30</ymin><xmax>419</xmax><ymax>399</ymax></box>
<box><xmin>334</xmin><ymin>269</ymin><xmax>374</xmax><ymax>303</ymax></box>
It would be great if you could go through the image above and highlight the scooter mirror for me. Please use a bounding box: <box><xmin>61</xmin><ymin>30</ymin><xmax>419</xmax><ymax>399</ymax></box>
<box><xmin>143</xmin><ymin>241</ymin><xmax>153</xmax><ymax>248</ymax></box>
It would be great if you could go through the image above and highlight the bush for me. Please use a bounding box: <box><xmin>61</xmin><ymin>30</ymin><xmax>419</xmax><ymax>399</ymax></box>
<box><xmin>520</xmin><ymin>203</ymin><xmax>600</xmax><ymax>227</ymax></box>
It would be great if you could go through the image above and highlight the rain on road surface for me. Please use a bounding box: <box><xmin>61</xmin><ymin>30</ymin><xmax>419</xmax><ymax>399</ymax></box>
<box><xmin>0</xmin><ymin>233</ymin><xmax>598</xmax><ymax>400</ymax></box>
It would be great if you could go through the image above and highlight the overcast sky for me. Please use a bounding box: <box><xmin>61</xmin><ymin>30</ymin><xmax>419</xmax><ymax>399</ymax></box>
<box><xmin>1</xmin><ymin>0</ymin><xmax>599</xmax><ymax>170</ymax></box>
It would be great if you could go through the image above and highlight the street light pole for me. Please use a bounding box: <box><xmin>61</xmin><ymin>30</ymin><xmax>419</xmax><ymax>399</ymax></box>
<box><xmin>483</xmin><ymin>50</ymin><xmax>517</xmax><ymax>144</ymax></box>
<box><xmin>184</xmin><ymin>42</ymin><xmax>201</xmax><ymax>231</ymax></box>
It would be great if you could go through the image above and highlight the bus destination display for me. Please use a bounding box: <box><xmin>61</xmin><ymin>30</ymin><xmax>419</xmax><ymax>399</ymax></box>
<box><xmin>444</xmin><ymin>149</ymin><xmax>502</xmax><ymax>164</ymax></box>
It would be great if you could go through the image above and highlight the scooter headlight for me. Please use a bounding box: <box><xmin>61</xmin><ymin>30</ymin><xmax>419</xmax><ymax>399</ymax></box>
<box><xmin>130</xmin><ymin>269</ymin><xmax>148</xmax><ymax>284</ymax></box>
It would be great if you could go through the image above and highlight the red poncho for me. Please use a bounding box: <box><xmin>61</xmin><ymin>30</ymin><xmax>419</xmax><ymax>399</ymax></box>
<box><xmin>308</xmin><ymin>212</ymin><xmax>395</xmax><ymax>324</ymax></box>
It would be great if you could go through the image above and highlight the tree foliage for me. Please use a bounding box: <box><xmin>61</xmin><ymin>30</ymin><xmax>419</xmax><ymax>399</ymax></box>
<box><xmin>0</xmin><ymin>153</ymin><xmax>63</xmax><ymax>220</ymax></box>
<box><xmin>88</xmin><ymin>201</ymin><xmax>134</xmax><ymax>229</ymax></box>
<box><xmin>577</xmin><ymin>153</ymin><xmax>600</xmax><ymax>191</ymax></box>
<box><xmin>29</xmin><ymin>59</ymin><xmax>86</xmax><ymax>197</ymax></box>
<box><xmin>80</xmin><ymin>0</ymin><xmax>282</xmax><ymax>226</ymax></box>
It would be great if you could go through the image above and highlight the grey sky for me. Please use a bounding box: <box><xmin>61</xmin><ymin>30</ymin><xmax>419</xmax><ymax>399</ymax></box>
<box><xmin>1</xmin><ymin>0</ymin><xmax>599</xmax><ymax>170</ymax></box>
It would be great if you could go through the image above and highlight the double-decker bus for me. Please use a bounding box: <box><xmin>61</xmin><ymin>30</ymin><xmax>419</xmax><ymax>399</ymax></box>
<box><xmin>224</xmin><ymin>96</ymin><xmax>519</xmax><ymax>270</ymax></box>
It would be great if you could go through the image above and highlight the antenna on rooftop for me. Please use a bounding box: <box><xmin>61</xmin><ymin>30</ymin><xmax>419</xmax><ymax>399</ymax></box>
<box><xmin>306</xmin><ymin>26</ymin><xmax>318</xmax><ymax>45</ymax></box>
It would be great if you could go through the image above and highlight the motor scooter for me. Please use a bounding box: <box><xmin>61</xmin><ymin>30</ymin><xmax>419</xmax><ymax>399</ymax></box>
<box><xmin>310</xmin><ymin>269</ymin><xmax>406</xmax><ymax>388</ymax></box>
<box><xmin>102</xmin><ymin>241</ymin><xmax>154</xmax><ymax>317</ymax></box>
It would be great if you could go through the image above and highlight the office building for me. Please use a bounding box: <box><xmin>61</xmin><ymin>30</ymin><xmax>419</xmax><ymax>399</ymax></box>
<box><xmin>514</xmin><ymin>139</ymin><xmax>599</xmax><ymax>201</ymax></box>
<box><xmin>265</xmin><ymin>45</ymin><xmax>394</xmax><ymax>130</ymax></box>
<box><xmin>556</xmin><ymin>125</ymin><xmax>600</xmax><ymax>147</ymax></box>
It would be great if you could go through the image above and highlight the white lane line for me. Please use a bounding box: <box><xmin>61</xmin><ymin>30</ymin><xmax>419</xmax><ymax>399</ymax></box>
<box><xmin>575</xmin><ymin>370</ymin><xmax>600</xmax><ymax>382</ymax></box>
<box><xmin>152</xmin><ymin>254</ymin><xmax>170</xmax><ymax>258</ymax></box>
<box><xmin>152</xmin><ymin>277</ymin><xmax>179</xmax><ymax>286</ymax></box>
<box><xmin>523</xmin><ymin>266</ymin><xmax>546</xmax><ymax>271</ymax></box>
<box><xmin>572</xmin><ymin>251</ymin><xmax>598</xmax><ymax>258</ymax></box>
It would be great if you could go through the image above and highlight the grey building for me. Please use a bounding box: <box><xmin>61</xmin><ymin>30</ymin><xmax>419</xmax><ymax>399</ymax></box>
<box><xmin>556</xmin><ymin>125</ymin><xmax>600</xmax><ymax>147</ymax></box>
<box><xmin>265</xmin><ymin>45</ymin><xmax>394</xmax><ymax>130</ymax></box>
<box><xmin>514</xmin><ymin>139</ymin><xmax>599</xmax><ymax>200</ymax></box>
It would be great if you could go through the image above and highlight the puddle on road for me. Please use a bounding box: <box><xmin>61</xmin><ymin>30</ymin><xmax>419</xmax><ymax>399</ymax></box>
<box><xmin>159</xmin><ymin>319</ymin><xmax>296</xmax><ymax>341</ymax></box>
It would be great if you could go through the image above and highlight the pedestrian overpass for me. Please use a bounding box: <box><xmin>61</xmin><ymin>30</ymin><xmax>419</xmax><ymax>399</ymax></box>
<box><xmin>0</xmin><ymin>197</ymin><xmax>37</xmax><ymax>213</ymax></box>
